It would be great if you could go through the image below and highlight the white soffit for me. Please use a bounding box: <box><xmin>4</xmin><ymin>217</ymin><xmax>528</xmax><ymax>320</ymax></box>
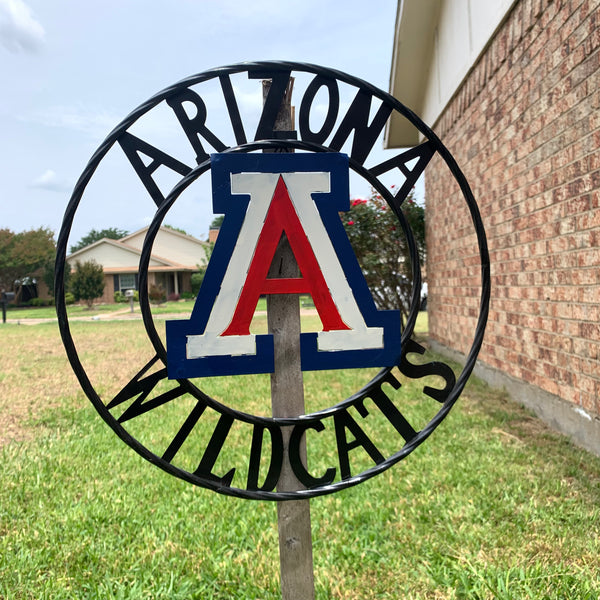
<box><xmin>386</xmin><ymin>0</ymin><xmax>516</xmax><ymax>148</ymax></box>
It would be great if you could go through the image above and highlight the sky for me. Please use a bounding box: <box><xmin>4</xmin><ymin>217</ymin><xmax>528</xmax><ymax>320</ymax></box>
<box><xmin>0</xmin><ymin>0</ymin><xmax>407</xmax><ymax>246</ymax></box>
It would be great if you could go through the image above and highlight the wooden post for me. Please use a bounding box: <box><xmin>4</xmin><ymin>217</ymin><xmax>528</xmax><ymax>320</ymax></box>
<box><xmin>264</xmin><ymin>78</ymin><xmax>316</xmax><ymax>600</ymax></box>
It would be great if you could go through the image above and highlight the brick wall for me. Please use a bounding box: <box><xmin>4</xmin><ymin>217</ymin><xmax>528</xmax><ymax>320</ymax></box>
<box><xmin>426</xmin><ymin>0</ymin><xmax>600</xmax><ymax>416</ymax></box>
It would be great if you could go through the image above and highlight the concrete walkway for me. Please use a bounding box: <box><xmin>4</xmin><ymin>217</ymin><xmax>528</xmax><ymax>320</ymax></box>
<box><xmin>4</xmin><ymin>306</ymin><xmax>318</xmax><ymax>326</ymax></box>
<box><xmin>3</xmin><ymin>307</ymin><xmax>188</xmax><ymax>326</ymax></box>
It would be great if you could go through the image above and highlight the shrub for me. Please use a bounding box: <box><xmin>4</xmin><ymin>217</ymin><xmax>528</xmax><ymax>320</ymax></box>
<box><xmin>115</xmin><ymin>290</ymin><xmax>138</xmax><ymax>303</ymax></box>
<box><xmin>191</xmin><ymin>270</ymin><xmax>206</xmax><ymax>296</ymax></box>
<box><xmin>70</xmin><ymin>260</ymin><xmax>105</xmax><ymax>309</ymax></box>
<box><xmin>65</xmin><ymin>292</ymin><xmax>75</xmax><ymax>305</ymax></box>
<box><xmin>148</xmin><ymin>283</ymin><xmax>166</xmax><ymax>305</ymax></box>
<box><xmin>30</xmin><ymin>298</ymin><xmax>54</xmax><ymax>307</ymax></box>
<box><xmin>167</xmin><ymin>292</ymin><xmax>180</xmax><ymax>302</ymax></box>
<box><xmin>180</xmin><ymin>291</ymin><xmax>194</xmax><ymax>300</ymax></box>
<box><xmin>341</xmin><ymin>188</ymin><xmax>425</xmax><ymax>325</ymax></box>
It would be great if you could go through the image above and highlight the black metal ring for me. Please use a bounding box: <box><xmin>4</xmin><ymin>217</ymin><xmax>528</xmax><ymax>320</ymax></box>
<box><xmin>55</xmin><ymin>61</ymin><xmax>490</xmax><ymax>500</ymax></box>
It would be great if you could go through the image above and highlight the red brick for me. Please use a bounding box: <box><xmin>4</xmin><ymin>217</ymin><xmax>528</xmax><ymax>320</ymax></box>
<box><xmin>426</xmin><ymin>0</ymin><xmax>599</xmax><ymax>417</ymax></box>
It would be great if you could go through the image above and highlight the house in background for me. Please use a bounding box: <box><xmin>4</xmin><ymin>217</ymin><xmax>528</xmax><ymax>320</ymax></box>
<box><xmin>386</xmin><ymin>0</ymin><xmax>599</xmax><ymax>453</ymax></box>
<box><xmin>66</xmin><ymin>226</ymin><xmax>209</xmax><ymax>304</ymax></box>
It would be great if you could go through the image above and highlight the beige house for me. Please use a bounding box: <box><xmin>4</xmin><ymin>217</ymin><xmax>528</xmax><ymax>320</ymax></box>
<box><xmin>66</xmin><ymin>227</ymin><xmax>209</xmax><ymax>304</ymax></box>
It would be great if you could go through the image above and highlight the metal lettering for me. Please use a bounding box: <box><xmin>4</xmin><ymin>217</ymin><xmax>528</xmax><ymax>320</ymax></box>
<box><xmin>333</xmin><ymin>406</ymin><xmax>385</xmax><ymax>480</ymax></box>
<box><xmin>399</xmin><ymin>339</ymin><xmax>456</xmax><ymax>403</ymax></box>
<box><xmin>249</xmin><ymin>69</ymin><xmax>297</xmax><ymax>141</ymax></box>
<box><xmin>289</xmin><ymin>420</ymin><xmax>336</xmax><ymax>488</ymax></box>
<box><xmin>299</xmin><ymin>75</ymin><xmax>340</xmax><ymax>145</ymax></box>
<box><xmin>247</xmin><ymin>423</ymin><xmax>283</xmax><ymax>492</ymax></box>
<box><xmin>328</xmin><ymin>89</ymin><xmax>392</xmax><ymax>165</ymax></box>
<box><xmin>193</xmin><ymin>413</ymin><xmax>236</xmax><ymax>487</ymax></box>
<box><xmin>161</xmin><ymin>400</ymin><xmax>208</xmax><ymax>463</ymax></box>
<box><xmin>219</xmin><ymin>74</ymin><xmax>248</xmax><ymax>145</ymax></box>
<box><xmin>117</xmin><ymin>132</ymin><xmax>192</xmax><ymax>206</ymax></box>
<box><xmin>369</xmin><ymin>375</ymin><xmax>417</xmax><ymax>443</ymax></box>
<box><xmin>370</xmin><ymin>141</ymin><xmax>435</xmax><ymax>206</ymax></box>
<box><xmin>107</xmin><ymin>355</ymin><xmax>187</xmax><ymax>423</ymax></box>
<box><xmin>167</xmin><ymin>88</ymin><xmax>228</xmax><ymax>164</ymax></box>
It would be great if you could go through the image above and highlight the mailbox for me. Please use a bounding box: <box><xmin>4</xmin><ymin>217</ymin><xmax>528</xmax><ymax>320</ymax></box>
<box><xmin>1</xmin><ymin>291</ymin><xmax>15</xmax><ymax>323</ymax></box>
<box><xmin>124</xmin><ymin>289</ymin><xmax>135</xmax><ymax>313</ymax></box>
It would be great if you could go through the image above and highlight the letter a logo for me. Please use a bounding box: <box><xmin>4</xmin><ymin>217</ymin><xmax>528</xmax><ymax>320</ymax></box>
<box><xmin>166</xmin><ymin>153</ymin><xmax>400</xmax><ymax>378</ymax></box>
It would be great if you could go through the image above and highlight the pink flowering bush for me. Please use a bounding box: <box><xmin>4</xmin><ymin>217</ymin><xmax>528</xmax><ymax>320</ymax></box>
<box><xmin>340</xmin><ymin>187</ymin><xmax>425</xmax><ymax>323</ymax></box>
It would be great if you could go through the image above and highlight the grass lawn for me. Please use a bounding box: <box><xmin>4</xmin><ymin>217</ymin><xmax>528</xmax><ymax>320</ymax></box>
<box><xmin>0</xmin><ymin>318</ymin><xmax>598</xmax><ymax>599</ymax></box>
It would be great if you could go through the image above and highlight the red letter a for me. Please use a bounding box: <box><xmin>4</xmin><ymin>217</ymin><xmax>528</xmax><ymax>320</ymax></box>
<box><xmin>222</xmin><ymin>176</ymin><xmax>349</xmax><ymax>336</ymax></box>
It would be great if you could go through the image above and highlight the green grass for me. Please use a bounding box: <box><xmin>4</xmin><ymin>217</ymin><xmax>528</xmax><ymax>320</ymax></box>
<box><xmin>0</xmin><ymin>319</ymin><xmax>599</xmax><ymax>599</ymax></box>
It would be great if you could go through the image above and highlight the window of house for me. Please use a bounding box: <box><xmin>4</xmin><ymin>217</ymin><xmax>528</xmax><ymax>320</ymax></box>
<box><xmin>119</xmin><ymin>273</ymin><xmax>136</xmax><ymax>291</ymax></box>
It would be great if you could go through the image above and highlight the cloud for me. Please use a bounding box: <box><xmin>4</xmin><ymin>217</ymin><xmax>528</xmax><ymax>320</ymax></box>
<box><xmin>0</xmin><ymin>0</ymin><xmax>45</xmax><ymax>53</ymax></box>
<box><xmin>31</xmin><ymin>169</ymin><xmax>72</xmax><ymax>193</ymax></box>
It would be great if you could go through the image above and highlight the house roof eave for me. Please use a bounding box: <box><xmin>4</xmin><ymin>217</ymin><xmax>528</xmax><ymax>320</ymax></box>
<box><xmin>385</xmin><ymin>0</ymin><xmax>441</xmax><ymax>149</ymax></box>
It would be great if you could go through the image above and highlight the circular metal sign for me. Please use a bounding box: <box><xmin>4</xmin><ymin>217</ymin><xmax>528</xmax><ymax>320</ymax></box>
<box><xmin>56</xmin><ymin>61</ymin><xmax>490</xmax><ymax>500</ymax></box>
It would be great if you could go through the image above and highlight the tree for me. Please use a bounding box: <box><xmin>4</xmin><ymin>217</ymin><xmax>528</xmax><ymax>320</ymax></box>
<box><xmin>70</xmin><ymin>228</ymin><xmax>129</xmax><ymax>253</ymax></box>
<box><xmin>190</xmin><ymin>271</ymin><xmax>205</xmax><ymax>297</ymax></box>
<box><xmin>70</xmin><ymin>260</ymin><xmax>105</xmax><ymax>309</ymax></box>
<box><xmin>42</xmin><ymin>257</ymin><xmax>71</xmax><ymax>297</ymax></box>
<box><xmin>340</xmin><ymin>188</ymin><xmax>425</xmax><ymax>325</ymax></box>
<box><xmin>210</xmin><ymin>215</ymin><xmax>224</xmax><ymax>229</ymax></box>
<box><xmin>164</xmin><ymin>224</ymin><xmax>189</xmax><ymax>236</ymax></box>
<box><xmin>0</xmin><ymin>227</ymin><xmax>56</xmax><ymax>302</ymax></box>
<box><xmin>0</xmin><ymin>229</ymin><xmax>16</xmax><ymax>291</ymax></box>
<box><xmin>190</xmin><ymin>242</ymin><xmax>214</xmax><ymax>297</ymax></box>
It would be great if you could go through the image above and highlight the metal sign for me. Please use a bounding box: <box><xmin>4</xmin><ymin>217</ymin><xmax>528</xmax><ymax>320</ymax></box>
<box><xmin>55</xmin><ymin>61</ymin><xmax>490</xmax><ymax>501</ymax></box>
